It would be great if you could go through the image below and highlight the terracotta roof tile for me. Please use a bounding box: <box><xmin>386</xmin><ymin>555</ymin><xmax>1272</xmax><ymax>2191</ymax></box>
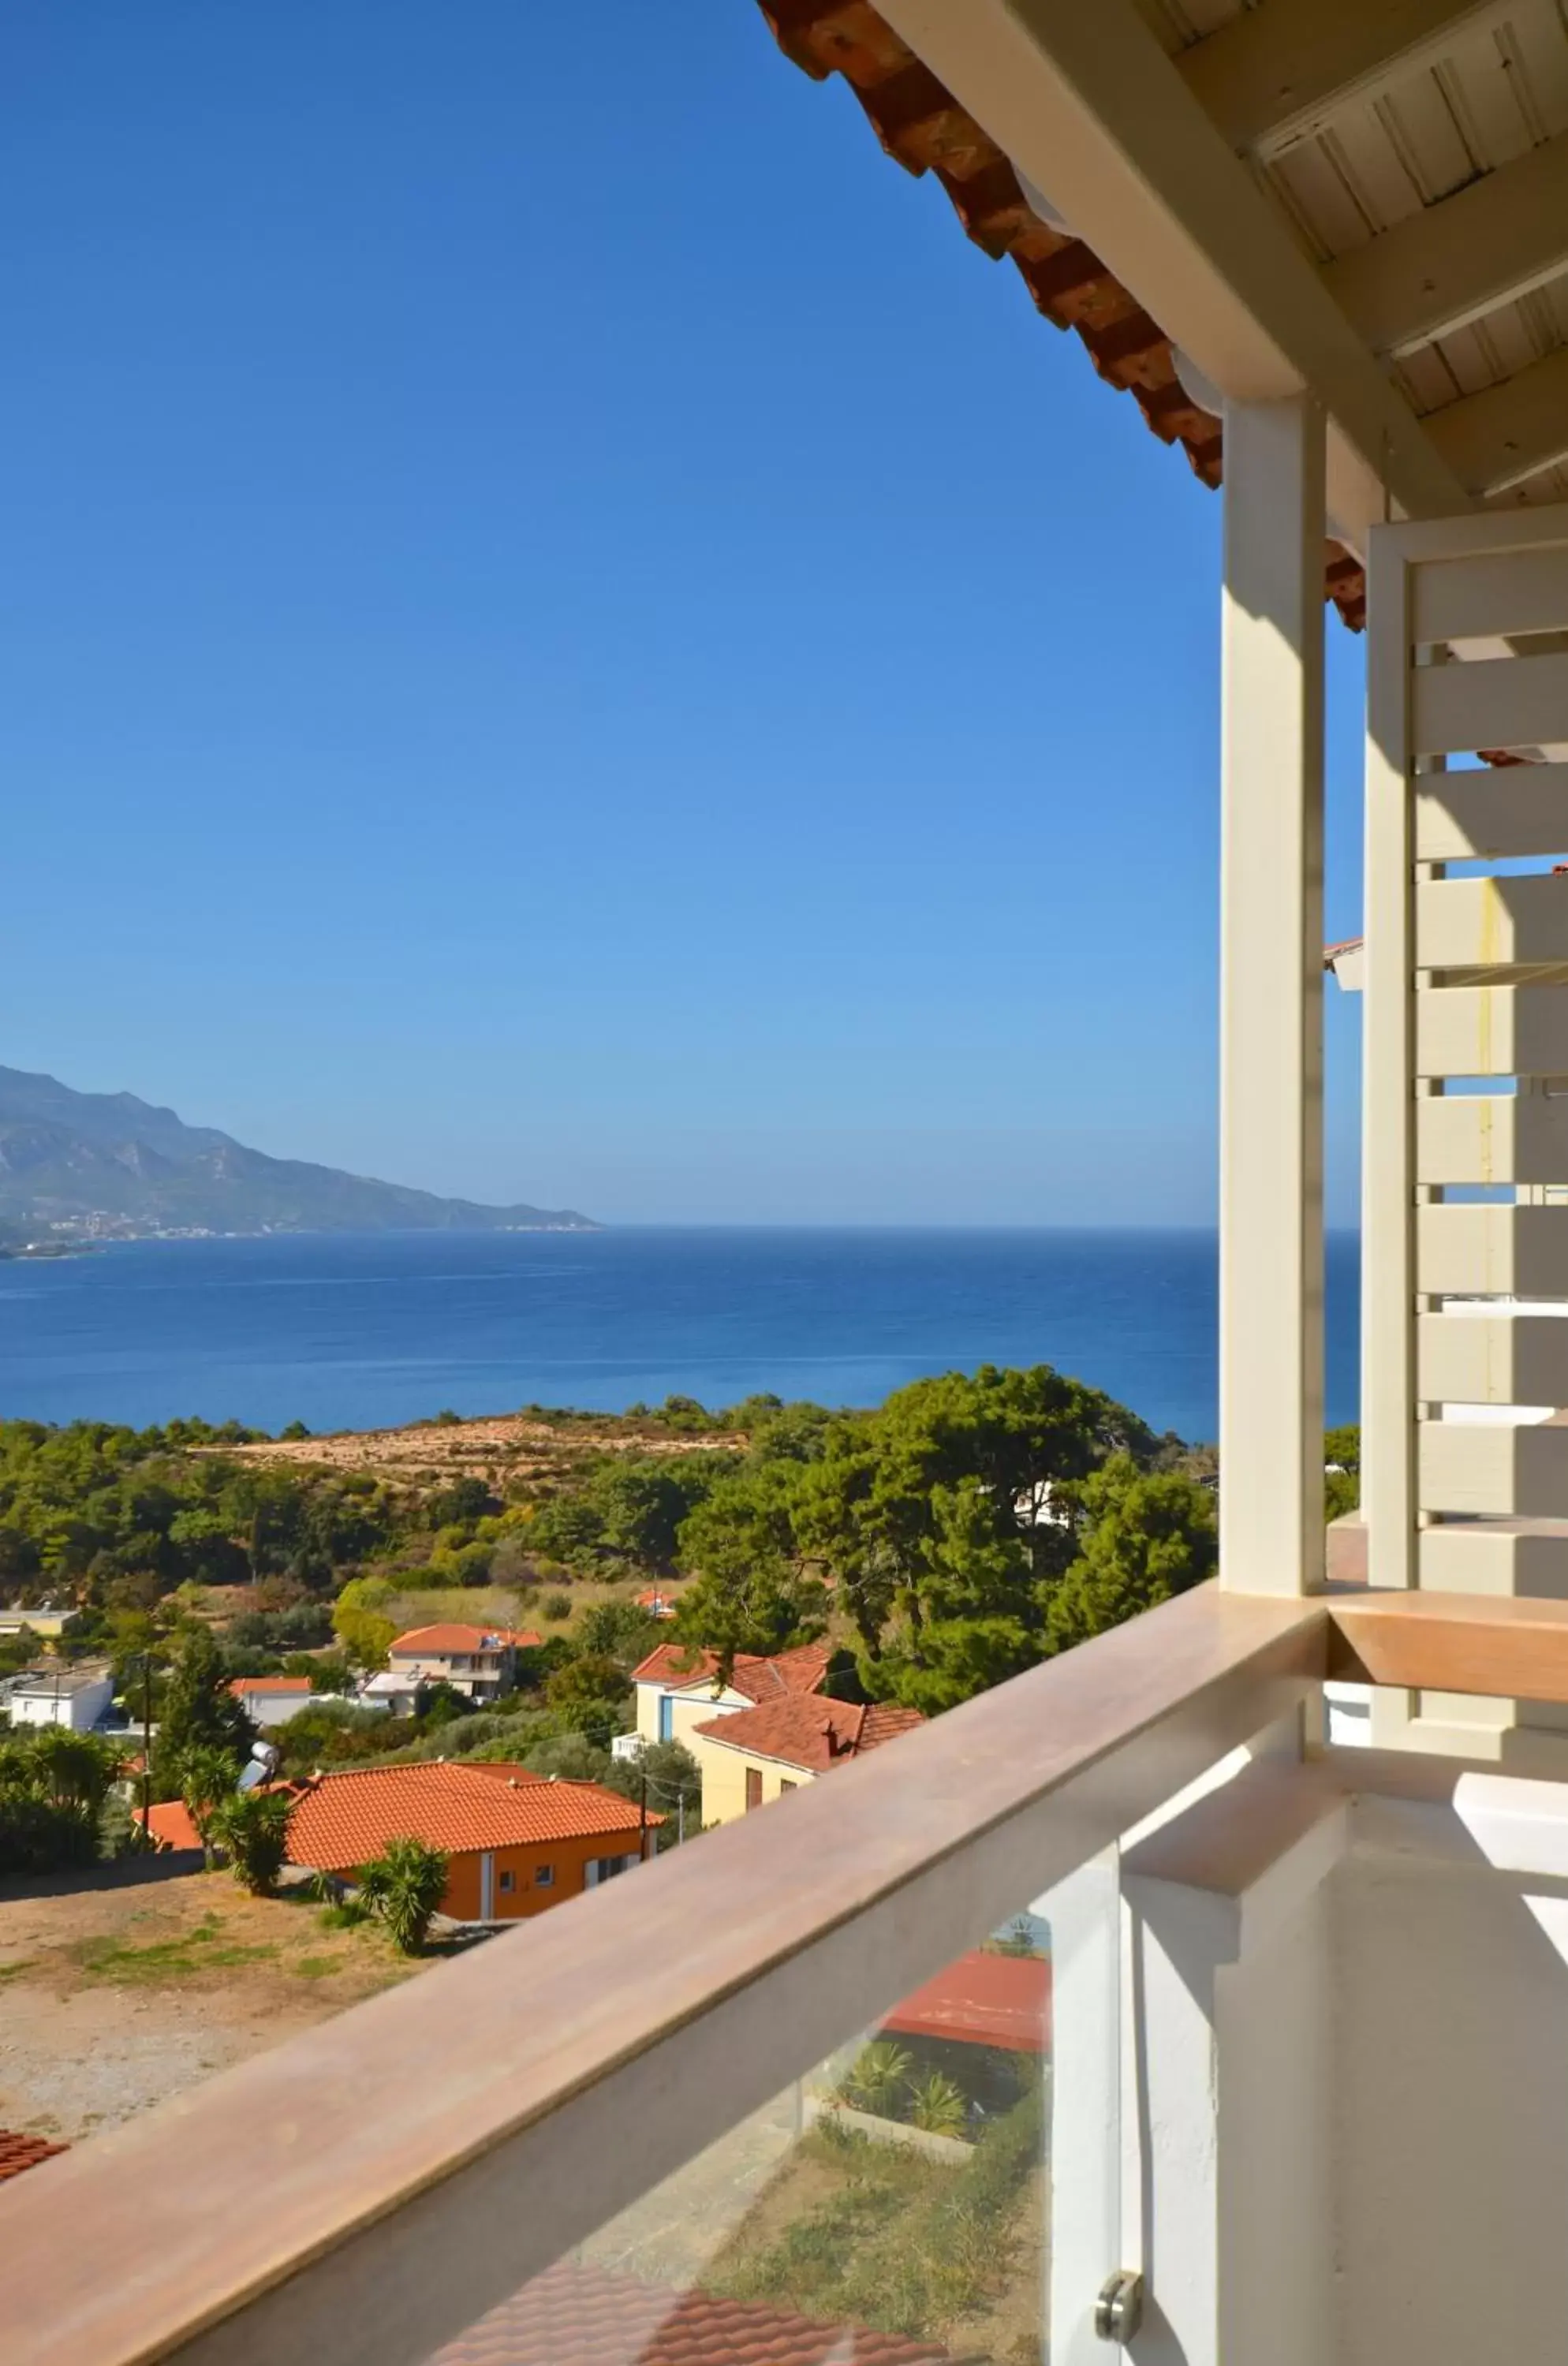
<box><xmin>631</xmin><ymin>1642</ymin><xmax>831</xmax><ymax>1700</ymax></box>
<box><xmin>631</xmin><ymin>1642</ymin><xmax>722</xmax><ymax>1688</ymax></box>
<box><xmin>226</xmin><ymin>1675</ymin><xmax>316</xmax><ymax>1696</ymax></box>
<box><xmin>429</xmin><ymin>2260</ymin><xmax>953</xmax><ymax>2366</ymax></box>
<box><xmin>880</xmin><ymin>1949</ymin><xmax>1051</xmax><ymax>2053</ymax></box>
<box><xmin>857</xmin><ymin>1701</ymin><xmax>927</xmax><ymax>1751</ymax></box>
<box><xmin>138</xmin><ymin>1800</ymin><xmax>203</xmax><ymax>1851</ymax></box>
<box><xmin>284</xmin><ymin>1762</ymin><xmax>653</xmax><ymax>1874</ymax></box>
<box><xmin>726</xmin><ymin>1644</ymin><xmax>831</xmax><ymax>1704</ymax></box>
<box><xmin>389</xmin><ymin>1625</ymin><xmax>542</xmax><ymax>1656</ymax></box>
<box><xmin>754</xmin><ymin>2</ymin><xmax>1370</xmax><ymax>628</ymax></box>
<box><xmin>0</xmin><ymin>2131</ymin><xmax>67</xmax><ymax>2186</ymax></box>
<box><xmin>693</xmin><ymin>1694</ymin><xmax>923</xmax><ymax>1774</ymax></box>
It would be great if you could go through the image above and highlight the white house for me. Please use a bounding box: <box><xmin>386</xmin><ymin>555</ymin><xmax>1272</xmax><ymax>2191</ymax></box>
<box><xmin>227</xmin><ymin>1675</ymin><xmax>319</xmax><ymax>1730</ymax></box>
<box><xmin>6</xmin><ymin>1664</ymin><xmax>115</xmax><ymax>1733</ymax></box>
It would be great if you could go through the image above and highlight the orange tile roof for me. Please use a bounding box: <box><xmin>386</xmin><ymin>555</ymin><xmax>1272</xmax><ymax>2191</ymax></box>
<box><xmin>227</xmin><ymin>1675</ymin><xmax>315</xmax><ymax>1696</ymax></box>
<box><xmin>138</xmin><ymin>1800</ymin><xmax>203</xmax><ymax>1851</ymax></box>
<box><xmin>693</xmin><ymin>1694</ymin><xmax>923</xmax><ymax>1774</ymax></box>
<box><xmin>730</xmin><ymin>1643</ymin><xmax>832</xmax><ymax>1704</ymax></box>
<box><xmin>630</xmin><ymin>1641</ymin><xmax>831</xmax><ymax>1702</ymax></box>
<box><xmin>389</xmin><ymin>1625</ymin><xmax>542</xmax><ymax>1656</ymax></box>
<box><xmin>631</xmin><ymin>1641</ymin><xmax>722</xmax><ymax>1687</ymax></box>
<box><xmin>880</xmin><ymin>1949</ymin><xmax>1051</xmax><ymax>2054</ymax></box>
<box><xmin>0</xmin><ymin>2131</ymin><xmax>67</xmax><ymax>2186</ymax></box>
<box><xmin>430</xmin><ymin>2260</ymin><xmax>951</xmax><ymax>2366</ymax></box>
<box><xmin>284</xmin><ymin>1762</ymin><xmax>653</xmax><ymax>1875</ymax></box>
<box><xmin>457</xmin><ymin>1762</ymin><xmax>548</xmax><ymax>1787</ymax></box>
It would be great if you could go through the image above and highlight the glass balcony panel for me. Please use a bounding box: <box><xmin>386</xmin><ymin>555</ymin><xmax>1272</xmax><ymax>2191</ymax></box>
<box><xmin>416</xmin><ymin>1850</ymin><xmax>1119</xmax><ymax>2366</ymax></box>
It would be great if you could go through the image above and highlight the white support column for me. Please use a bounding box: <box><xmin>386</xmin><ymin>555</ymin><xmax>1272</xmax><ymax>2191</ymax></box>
<box><xmin>1361</xmin><ymin>539</ymin><xmax>1418</xmax><ymax>1603</ymax></box>
<box><xmin>1219</xmin><ymin>396</ymin><xmax>1327</xmax><ymax>1594</ymax></box>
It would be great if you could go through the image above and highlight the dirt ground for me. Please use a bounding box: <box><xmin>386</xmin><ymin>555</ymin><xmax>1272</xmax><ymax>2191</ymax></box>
<box><xmin>212</xmin><ymin>1412</ymin><xmax>743</xmax><ymax>1486</ymax></box>
<box><xmin>0</xmin><ymin>1867</ymin><xmax>429</xmax><ymax>2143</ymax></box>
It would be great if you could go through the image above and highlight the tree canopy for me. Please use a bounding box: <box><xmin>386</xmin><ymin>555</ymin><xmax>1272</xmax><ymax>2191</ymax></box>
<box><xmin>670</xmin><ymin>1364</ymin><xmax>1208</xmax><ymax>1712</ymax></box>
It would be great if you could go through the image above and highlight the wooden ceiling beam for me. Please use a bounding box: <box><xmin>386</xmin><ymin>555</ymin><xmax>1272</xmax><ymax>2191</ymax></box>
<box><xmin>1425</xmin><ymin>345</ymin><xmax>1568</xmax><ymax>496</ymax></box>
<box><xmin>1178</xmin><ymin>0</ymin><xmax>1517</xmax><ymax>161</ymax></box>
<box><xmin>1324</xmin><ymin>130</ymin><xmax>1568</xmax><ymax>358</ymax></box>
<box><xmin>872</xmin><ymin>0</ymin><xmax>1472</xmax><ymax>541</ymax></box>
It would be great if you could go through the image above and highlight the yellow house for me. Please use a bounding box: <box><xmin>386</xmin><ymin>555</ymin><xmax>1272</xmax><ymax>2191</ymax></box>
<box><xmin>630</xmin><ymin>1640</ymin><xmax>831</xmax><ymax>1751</ymax></box>
<box><xmin>689</xmin><ymin>1696</ymin><xmax>923</xmax><ymax>1826</ymax></box>
<box><xmin>0</xmin><ymin>1606</ymin><xmax>77</xmax><ymax>1640</ymax></box>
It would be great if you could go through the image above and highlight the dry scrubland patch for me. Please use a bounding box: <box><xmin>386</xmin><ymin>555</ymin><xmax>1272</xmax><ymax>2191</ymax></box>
<box><xmin>0</xmin><ymin>1871</ymin><xmax>430</xmax><ymax>2140</ymax></box>
<box><xmin>213</xmin><ymin>1413</ymin><xmax>743</xmax><ymax>1487</ymax></box>
<box><xmin>380</xmin><ymin>1574</ymin><xmax>689</xmax><ymax>1638</ymax></box>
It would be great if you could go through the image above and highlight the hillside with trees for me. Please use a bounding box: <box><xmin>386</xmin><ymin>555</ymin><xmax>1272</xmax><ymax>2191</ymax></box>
<box><xmin>0</xmin><ymin>1369</ymin><xmax>1238</xmax><ymax>1816</ymax></box>
<box><xmin>0</xmin><ymin>1373</ymin><xmax>1362</xmax><ymax>1876</ymax></box>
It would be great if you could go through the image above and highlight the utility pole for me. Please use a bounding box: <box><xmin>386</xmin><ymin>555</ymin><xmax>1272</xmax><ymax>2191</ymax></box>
<box><xmin>140</xmin><ymin>1656</ymin><xmax>153</xmax><ymax>1847</ymax></box>
<box><xmin>638</xmin><ymin>1763</ymin><xmax>648</xmax><ymax>1863</ymax></box>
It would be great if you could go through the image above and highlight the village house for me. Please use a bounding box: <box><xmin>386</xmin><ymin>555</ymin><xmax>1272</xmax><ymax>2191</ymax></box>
<box><xmin>283</xmin><ymin>1760</ymin><xmax>655</xmax><ymax>1922</ymax></box>
<box><xmin>379</xmin><ymin>1624</ymin><xmax>542</xmax><ymax>1709</ymax></box>
<box><xmin>689</xmin><ymin>1695</ymin><xmax>924</xmax><ymax>1826</ymax></box>
<box><xmin>3</xmin><ymin>1663</ymin><xmax>115</xmax><ymax>1734</ymax></box>
<box><xmin>630</xmin><ymin>1640</ymin><xmax>830</xmax><ymax>1749</ymax></box>
<box><xmin>0</xmin><ymin>1606</ymin><xmax>77</xmax><ymax>1642</ymax></box>
<box><xmin>226</xmin><ymin>1674</ymin><xmax>317</xmax><ymax>1730</ymax></box>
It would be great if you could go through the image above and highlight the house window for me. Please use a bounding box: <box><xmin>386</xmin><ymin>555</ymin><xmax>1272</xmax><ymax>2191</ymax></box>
<box><xmin>586</xmin><ymin>1853</ymin><xmax>641</xmax><ymax>1889</ymax></box>
<box><xmin>498</xmin><ymin>1869</ymin><xmax>515</xmax><ymax>1894</ymax></box>
<box><xmin>779</xmin><ymin>1779</ymin><xmax>797</xmax><ymax>1794</ymax></box>
<box><xmin>745</xmin><ymin>1767</ymin><xmax>763</xmax><ymax>1812</ymax></box>
<box><xmin>536</xmin><ymin>1864</ymin><xmax>554</xmax><ymax>1889</ymax></box>
<box><xmin>659</xmin><ymin>1695</ymin><xmax>674</xmax><ymax>1742</ymax></box>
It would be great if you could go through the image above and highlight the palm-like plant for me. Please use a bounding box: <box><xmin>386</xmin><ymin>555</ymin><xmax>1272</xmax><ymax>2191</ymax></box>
<box><xmin>907</xmin><ymin>2071</ymin><xmax>969</xmax><ymax>2138</ymax></box>
<box><xmin>358</xmin><ymin>1836</ymin><xmax>450</xmax><ymax>1955</ymax></box>
<box><xmin>211</xmin><ymin>1790</ymin><xmax>292</xmax><ymax>1895</ymax></box>
<box><xmin>840</xmin><ymin>2039</ymin><xmax>914</xmax><ymax>2118</ymax></box>
<box><xmin>179</xmin><ymin>1745</ymin><xmax>242</xmax><ymax>1870</ymax></box>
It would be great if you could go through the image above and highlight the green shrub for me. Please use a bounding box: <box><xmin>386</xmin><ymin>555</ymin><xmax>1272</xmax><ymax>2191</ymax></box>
<box><xmin>0</xmin><ymin>1728</ymin><xmax>124</xmax><ymax>1875</ymax></box>
<box><xmin>211</xmin><ymin>1790</ymin><xmax>292</xmax><ymax>1896</ymax></box>
<box><xmin>908</xmin><ymin>2073</ymin><xmax>969</xmax><ymax>2139</ymax></box>
<box><xmin>358</xmin><ymin>1836</ymin><xmax>450</xmax><ymax>1954</ymax></box>
<box><xmin>840</xmin><ymin>2039</ymin><xmax>914</xmax><ymax>2118</ymax></box>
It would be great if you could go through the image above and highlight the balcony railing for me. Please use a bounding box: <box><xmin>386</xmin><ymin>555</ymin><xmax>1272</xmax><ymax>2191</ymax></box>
<box><xmin>4</xmin><ymin>1579</ymin><xmax>1565</xmax><ymax>2366</ymax></box>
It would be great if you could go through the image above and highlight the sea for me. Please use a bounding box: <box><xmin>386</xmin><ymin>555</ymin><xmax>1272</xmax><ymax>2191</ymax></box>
<box><xmin>0</xmin><ymin>1229</ymin><xmax>1361</xmax><ymax>1443</ymax></box>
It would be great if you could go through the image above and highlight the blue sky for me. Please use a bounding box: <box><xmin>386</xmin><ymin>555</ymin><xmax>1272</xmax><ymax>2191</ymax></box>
<box><xmin>1</xmin><ymin>0</ymin><xmax>1367</xmax><ymax>1226</ymax></box>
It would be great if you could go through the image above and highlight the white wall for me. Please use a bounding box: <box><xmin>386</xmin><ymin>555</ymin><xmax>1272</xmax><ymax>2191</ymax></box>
<box><xmin>237</xmin><ymin>1689</ymin><xmax>315</xmax><ymax>1730</ymax></box>
<box><xmin>1330</xmin><ymin>1786</ymin><xmax>1568</xmax><ymax>2366</ymax></box>
<box><xmin>9</xmin><ymin>1674</ymin><xmax>113</xmax><ymax>1732</ymax></box>
<box><xmin>1070</xmin><ymin>1758</ymin><xmax>1568</xmax><ymax>2366</ymax></box>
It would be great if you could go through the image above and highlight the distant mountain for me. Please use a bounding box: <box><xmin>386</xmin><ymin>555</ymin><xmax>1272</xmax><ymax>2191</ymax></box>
<box><xmin>0</xmin><ymin>1067</ymin><xmax>596</xmax><ymax>1238</ymax></box>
